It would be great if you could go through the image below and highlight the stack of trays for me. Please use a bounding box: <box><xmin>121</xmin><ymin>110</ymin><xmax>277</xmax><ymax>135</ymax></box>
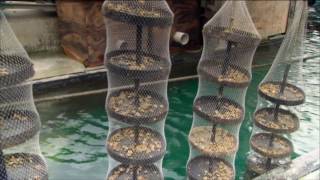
<box><xmin>0</xmin><ymin>54</ymin><xmax>48</xmax><ymax>180</ymax></box>
<box><xmin>187</xmin><ymin>1</ymin><xmax>261</xmax><ymax>179</ymax></box>
<box><xmin>248</xmin><ymin>65</ymin><xmax>305</xmax><ymax>176</ymax></box>
<box><xmin>102</xmin><ymin>1</ymin><xmax>173</xmax><ymax>179</ymax></box>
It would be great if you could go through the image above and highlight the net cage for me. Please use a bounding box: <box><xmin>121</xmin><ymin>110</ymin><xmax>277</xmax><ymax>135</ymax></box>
<box><xmin>102</xmin><ymin>0</ymin><xmax>173</xmax><ymax>179</ymax></box>
<box><xmin>247</xmin><ymin>0</ymin><xmax>308</xmax><ymax>177</ymax></box>
<box><xmin>0</xmin><ymin>11</ymin><xmax>48</xmax><ymax>180</ymax></box>
<box><xmin>187</xmin><ymin>1</ymin><xmax>261</xmax><ymax>179</ymax></box>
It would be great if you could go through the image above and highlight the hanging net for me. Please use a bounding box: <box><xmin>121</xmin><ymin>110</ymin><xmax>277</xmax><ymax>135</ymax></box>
<box><xmin>0</xmin><ymin>11</ymin><xmax>48</xmax><ymax>180</ymax></box>
<box><xmin>247</xmin><ymin>0</ymin><xmax>308</xmax><ymax>177</ymax></box>
<box><xmin>187</xmin><ymin>1</ymin><xmax>261</xmax><ymax>179</ymax></box>
<box><xmin>102</xmin><ymin>0</ymin><xmax>173</xmax><ymax>179</ymax></box>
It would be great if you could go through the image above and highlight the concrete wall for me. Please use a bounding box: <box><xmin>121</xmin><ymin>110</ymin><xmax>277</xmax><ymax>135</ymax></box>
<box><xmin>2</xmin><ymin>1</ymin><xmax>292</xmax><ymax>53</ymax></box>
<box><xmin>3</xmin><ymin>8</ymin><xmax>61</xmax><ymax>53</ymax></box>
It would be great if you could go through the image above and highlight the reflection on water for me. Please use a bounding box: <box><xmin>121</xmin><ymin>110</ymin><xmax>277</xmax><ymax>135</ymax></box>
<box><xmin>36</xmin><ymin>7</ymin><xmax>320</xmax><ymax>180</ymax></box>
<box><xmin>38</xmin><ymin>96</ymin><xmax>108</xmax><ymax>180</ymax></box>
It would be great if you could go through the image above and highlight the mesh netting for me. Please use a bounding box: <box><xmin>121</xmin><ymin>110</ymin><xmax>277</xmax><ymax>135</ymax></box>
<box><xmin>187</xmin><ymin>1</ymin><xmax>261</xmax><ymax>179</ymax></box>
<box><xmin>247</xmin><ymin>0</ymin><xmax>308</xmax><ymax>177</ymax></box>
<box><xmin>0</xmin><ymin>11</ymin><xmax>48</xmax><ymax>180</ymax></box>
<box><xmin>102</xmin><ymin>0</ymin><xmax>173</xmax><ymax>179</ymax></box>
<box><xmin>0</xmin><ymin>13</ymin><xmax>34</xmax><ymax>88</ymax></box>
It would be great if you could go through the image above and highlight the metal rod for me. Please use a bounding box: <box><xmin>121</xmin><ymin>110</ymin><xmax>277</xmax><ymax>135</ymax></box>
<box><xmin>269</xmin><ymin>134</ymin><xmax>275</xmax><ymax>147</ymax></box>
<box><xmin>211</xmin><ymin>123</ymin><xmax>217</xmax><ymax>143</ymax></box>
<box><xmin>221</xmin><ymin>41</ymin><xmax>233</xmax><ymax>76</ymax></box>
<box><xmin>0</xmin><ymin>150</ymin><xmax>7</xmax><ymax>180</ymax></box>
<box><xmin>147</xmin><ymin>27</ymin><xmax>153</xmax><ymax>52</ymax></box>
<box><xmin>134</xmin><ymin>79</ymin><xmax>140</xmax><ymax>106</ymax></box>
<box><xmin>266</xmin><ymin>133</ymin><xmax>275</xmax><ymax>170</ymax></box>
<box><xmin>209</xmin><ymin>158</ymin><xmax>214</xmax><ymax>174</ymax></box>
<box><xmin>134</xmin><ymin>125</ymin><xmax>140</xmax><ymax>145</ymax></box>
<box><xmin>280</xmin><ymin>64</ymin><xmax>291</xmax><ymax>94</ymax></box>
<box><xmin>273</xmin><ymin>104</ymin><xmax>280</xmax><ymax>121</ymax></box>
<box><xmin>133</xmin><ymin>165</ymin><xmax>138</xmax><ymax>180</ymax></box>
<box><xmin>136</xmin><ymin>25</ymin><xmax>142</xmax><ymax>65</ymax></box>
<box><xmin>266</xmin><ymin>157</ymin><xmax>272</xmax><ymax>171</ymax></box>
<box><xmin>272</xmin><ymin>64</ymin><xmax>291</xmax><ymax>121</ymax></box>
<box><xmin>266</xmin><ymin>64</ymin><xmax>291</xmax><ymax>171</ymax></box>
<box><xmin>218</xmin><ymin>86</ymin><xmax>224</xmax><ymax>98</ymax></box>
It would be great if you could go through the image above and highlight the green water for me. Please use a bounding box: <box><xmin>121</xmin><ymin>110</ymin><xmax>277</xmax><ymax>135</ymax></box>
<box><xmin>37</xmin><ymin>61</ymin><xmax>319</xmax><ymax>180</ymax></box>
<box><xmin>36</xmin><ymin>8</ymin><xmax>320</xmax><ymax>180</ymax></box>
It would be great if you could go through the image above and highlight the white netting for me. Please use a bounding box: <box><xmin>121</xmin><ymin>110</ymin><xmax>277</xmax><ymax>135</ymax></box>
<box><xmin>187</xmin><ymin>1</ymin><xmax>261</xmax><ymax>179</ymax></box>
<box><xmin>102</xmin><ymin>1</ymin><xmax>173</xmax><ymax>179</ymax></box>
<box><xmin>0</xmin><ymin>12</ymin><xmax>34</xmax><ymax>88</ymax></box>
<box><xmin>247</xmin><ymin>0</ymin><xmax>308</xmax><ymax>177</ymax></box>
<box><xmin>0</xmin><ymin>11</ymin><xmax>48</xmax><ymax>180</ymax></box>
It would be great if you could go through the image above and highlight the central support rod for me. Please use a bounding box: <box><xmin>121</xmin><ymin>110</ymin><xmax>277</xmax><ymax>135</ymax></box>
<box><xmin>133</xmin><ymin>165</ymin><xmax>138</xmax><ymax>180</ymax></box>
<box><xmin>136</xmin><ymin>25</ymin><xmax>143</xmax><ymax>65</ymax></box>
<box><xmin>221</xmin><ymin>41</ymin><xmax>233</xmax><ymax>76</ymax></box>
<box><xmin>211</xmin><ymin>41</ymin><xmax>233</xmax><ymax>144</ymax></box>
<box><xmin>267</xmin><ymin>64</ymin><xmax>292</xmax><ymax>170</ymax></box>
<box><xmin>134</xmin><ymin>79</ymin><xmax>140</xmax><ymax>106</ymax></box>
<box><xmin>133</xmin><ymin>24</ymin><xmax>144</xmax><ymax>146</ymax></box>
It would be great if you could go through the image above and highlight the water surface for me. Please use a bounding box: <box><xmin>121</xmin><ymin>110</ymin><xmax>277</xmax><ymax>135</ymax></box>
<box><xmin>37</xmin><ymin>7</ymin><xmax>320</xmax><ymax>180</ymax></box>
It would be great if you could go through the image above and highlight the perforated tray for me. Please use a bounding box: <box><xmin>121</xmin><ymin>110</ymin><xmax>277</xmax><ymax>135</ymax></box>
<box><xmin>250</xmin><ymin>133</ymin><xmax>293</xmax><ymax>158</ymax></box>
<box><xmin>107</xmin><ymin>126</ymin><xmax>166</xmax><ymax>164</ymax></box>
<box><xmin>0</xmin><ymin>109</ymin><xmax>40</xmax><ymax>149</ymax></box>
<box><xmin>259</xmin><ymin>81</ymin><xmax>305</xmax><ymax>106</ymax></box>
<box><xmin>193</xmin><ymin>96</ymin><xmax>244</xmax><ymax>124</ymax></box>
<box><xmin>254</xmin><ymin>108</ymin><xmax>299</xmax><ymax>133</ymax></box>
<box><xmin>102</xmin><ymin>1</ymin><xmax>173</xmax><ymax>27</ymax></box>
<box><xmin>4</xmin><ymin>153</ymin><xmax>48</xmax><ymax>180</ymax></box>
<box><xmin>199</xmin><ymin>61</ymin><xmax>251</xmax><ymax>88</ymax></box>
<box><xmin>204</xmin><ymin>27</ymin><xmax>261</xmax><ymax>47</ymax></box>
<box><xmin>107</xmin><ymin>88</ymin><xmax>168</xmax><ymax>125</ymax></box>
<box><xmin>187</xmin><ymin>155</ymin><xmax>234</xmax><ymax>180</ymax></box>
<box><xmin>0</xmin><ymin>55</ymin><xmax>34</xmax><ymax>88</ymax></box>
<box><xmin>106</xmin><ymin>50</ymin><xmax>170</xmax><ymax>80</ymax></box>
<box><xmin>107</xmin><ymin>164</ymin><xmax>162</xmax><ymax>180</ymax></box>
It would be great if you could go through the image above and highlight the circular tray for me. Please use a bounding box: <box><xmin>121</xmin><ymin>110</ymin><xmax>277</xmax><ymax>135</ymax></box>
<box><xmin>187</xmin><ymin>156</ymin><xmax>234</xmax><ymax>180</ymax></box>
<box><xmin>4</xmin><ymin>153</ymin><xmax>48</xmax><ymax>180</ymax></box>
<box><xmin>106</xmin><ymin>50</ymin><xmax>170</xmax><ymax>80</ymax></box>
<box><xmin>107</xmin><ymin>89</ymin><xmax>168</xmax><ymax>125</ymax></box>
<box><xmin>107</xmin><ymin>164</ymin><xmax>162</xmax><ymax>180</ymax></box>
<box><xmin>107</xmin><ymin>127</ymin><xmax>166</xmax><ymax>164</ymax></box>
<box><xmin>199</xmin><ymin>61</ymin><xmax>251</xmax><ymax>88</ymax></box>
<box><xmin>204</xmin><ymin>26</ymin><xmax>261</xmax><ymax>47</ymax></box>
<box><xmin>189</xmin><ymin>126</ymin><xmax>237</xmax><ymax>157</ymax></box>
<box><xmin>254</xmin><ymin>108</ymin><xmax>299</xmax><ymax>134</ymax></box>
<box><xmin>102</xmin><ymin>1</ymin><xmax>173</xmax><ymax>27</ymax></box>
<box><xmin>0</xmin><ymin>110</ymin><xmax>40</xmax><ymax>149</ymax></box>
<box><xmin>193</xmin><ymin>96</ymin><xmax>244</xmax><ymax>124</ymax></box>
<box><xmin>0</xmin><ymin>54</ymin><xmax>34</xmax><ymax>87</ymax></box>
<box><xmin>250</xmin><ymin>133</ymin><xmax>293</xmax><ymax>158</ymax></box>
<box><xmin>259</xmin><ymin>81</ymin><xmax>305</xmax><ymax>106</ymax></box>
<box><xmin>247</xmin><ymin>153</ymin><xmax>279</xmax><ymax>175</ymax></box>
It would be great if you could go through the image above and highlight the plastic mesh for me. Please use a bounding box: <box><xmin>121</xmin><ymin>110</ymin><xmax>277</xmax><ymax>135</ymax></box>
<box><xmin>187</xmin><ymin>1</ymin><xmax>261</xmax><ymax>179</ymax></box>
<box><xmin>102</xmin><ymin>1</ymin><xmax>173</xmax><ymax>179</ymax></box>
<box><xmin>0</xmin><ymin>11</ymin><xmax>48</xmax><ymax>180</ymax></box>
<box><xmin>0</xmin><ymin>13</ymin><xmax>34</xmax><ymax>88</ymax></box>
<box><xmin>247</xmin><ymin>0</ymin><xmax>308</xmax><ymax>177</ymax></box>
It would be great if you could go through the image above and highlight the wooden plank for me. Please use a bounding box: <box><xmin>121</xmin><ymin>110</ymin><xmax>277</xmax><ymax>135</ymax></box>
<box><xmin>246</xmin><ymin>0</ymin><xmax>290</xmax><ymax>39</ymax></box>
<box><xmin>204</xmin><ymin>0</ymin><xmax>290</xmax><ymax>39</ymax></box>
